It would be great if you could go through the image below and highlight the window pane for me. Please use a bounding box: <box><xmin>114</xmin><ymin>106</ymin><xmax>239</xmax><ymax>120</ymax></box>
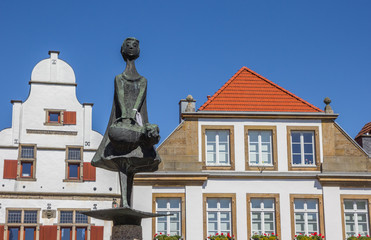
<box><xmin>61</xmin><ymin>228</ymin><xmax>72</xmax><ymax>240</ymax></box>
<box><xmin>24</xmin><ymin>210</ymin><xmax>38</xmax><ymax>223</ymax></box>
<box><xmin>75</xmin><ymin>211</ymin><xmax>88</xmax><ymax>223</ymax></box>
<box><xmin>291</xmin><ymin>132</ymin><xmax>301</xmax><ymax>143</ymax></box>
<box><xmin>249</xmin><ymin>152</ymin><xmax>258</xmax><ymax>165</ymax></box>
<box><xmin>294</xmin><ymin>200</ymin><xmax>305</xmax><ymax>210</ymax></box>
<box><xmin>206</xmin><ymin>131</ymin><xmax>217</xmax><ymax>142</ymax></box>
<box><xmin>303</xmin><ymin>132</ymin><xmax>313</xmax><ymax>143</ymax></box>
<box><xmin>218</xmin><ymin>130</ymin><xmax>229</xmax><ymax>142</ymax></box>
<box><xmin>306</xmin><ymin>200</ymin><xmax>318</xmax><ymax>210</ymax></box>
<box><xmin>21</xmin><ymin>162</ymin><xmax>32</xmax><ymax>177</ymax></box>
<box><xmin>344</xmin><ymin>200</ymin><xmax>354</xmax><ymax>210</ymax></box>
<box><xmin>156</xmin><ymin>211</ymin><xmax>167</xmax><ymax>233</ymax></box>
<box><xmin>252</xmin><ymin>212</ymin><xmax>261</xmax><ymax>221</ymax></box>
<box><xmin>49</xmin><ymin>112</ymin><xmax>60</xmax><ymax>122</ymax></box>
<box><xmin>24</xmin><ymin>227</ymin><xmax>35</xmax><ymax>240</ymax></box>
<box><xmin>68</xmin><ymin>148</ymin><xmax>81</xmax><ymax>160</ymax></box>
<box><xmin>60</xmin><ymin>211</ymin><xmax>73</xmax><ymax>223</ymax></box>
<box><xmin>304</xmin><ymin>144</ymin><xmax>313</xmax><ymax>154</ymax></box>
<box><xmin>264</xmin><ymin>212</ymin><xmax>274</xmax><ymax>221</ymax></box>
<box><xmin>220</xmin><ymin>212</ymin><xmax>230</xmax><ymax>221</ymax></box>
<box><xmin>21</xmin><ymin>146</ymin><xmax>34</xmax><ymax>158</ymax></box>
<box><xmin>207</xmin><ymin>199</ymin><xmax>218</xmax><ymax>209</ymax></box>
<box><xmin>69</xmin><ymin>164</ymin><xmax>79</xmax><ymax>178</ymax></box>
<box><xmin>264</xmin><ymin>222</ymin><xmax>274</xmax><ymax>231</ymax></box>
<box><xmin>8</xmin><ymin>228</ymin><xmax>19</xmax><ymax>240</ymax></box>
<box><xmin>260</xmin><ymin>131</ymin><xmax>271</xmax><ymax>143</ymax></box>
<box><xmin>220</xmin><ymin>198</ymin><xmax>231</xmax><ymax>209</ymax></box>
<box><xmin>292</xmin><ymin>143</ymin><xmax>301</xmax><ymax>154</ymax></box>
<box><xmin>356</xmin><ymin>201</ymin><xmax>367</xmax><ymax>210</ymax></box>
<box><xmin>249</xmin><ymin>131</ymin><xmax>259</xmax><ymax>142</ymax></box>
<box><xmin>292</xmin><ymin>154</ymin><xmax>301</xmax><ymax>165</ymax></box>
<box><xmin>263</xmin><ymin>199</ymin><xmax>274</xmax><ymax>209</ymax></box>
<box><xmin>304</xmin><ymin>155</ymin><xmax>314</xmax><ymax>165</ymax></box>
<box><xmin>218</xmin><ymin>151</ymin><xmax>229</xmax><ymax>164</ymax></box>
<box><xmin>157</xmin><ymin>199</ymin><xmax>167</xmax><ymax>209</ymax></box>
<box><xmin>251</xmin><ymin>199</ymin><xmax>261</xmax><ymax>209</ymax></box>
<box><xmin>76</xmin><ymin>227</ymin><xmax>86</xmax><ymax>240</ymax></box>
<box><xmin>8</xmin><ymin>210</ymin><xmax>21</xmax><ymax>223</ymax></box>
<box><xmin>169</xmin><ymin>199</ymin><xmax>180</xmax><ymax>209</ymax></box>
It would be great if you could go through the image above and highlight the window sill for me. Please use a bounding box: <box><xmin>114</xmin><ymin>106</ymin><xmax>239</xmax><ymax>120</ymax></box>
<box><xmin>63</xmin><ymin>179</ymin><xmax>83</xmax><ymax>183</ymax></box>
<box><xmin>203</xmin><ymin>165</ymin><xmax>234</xmax><ymax>170</ymax></box>
<box><xmin>44</xmin><ymin>122</ymin><xmax>63</xmax><ymax>126</ymax></box>
<box><xmin>16</xmin><ymin>177</ymin><xmax>37</xmax><ymax>181</ymax></box>
<box><xmin>246</xmin><ymin>164</ymin><xmax>277</xmax><ymax>171</ymax></box>
<box><xmin>289</xmin><ymin>165</ymin><xmax>320</xmax><ymax>171</ymax></box>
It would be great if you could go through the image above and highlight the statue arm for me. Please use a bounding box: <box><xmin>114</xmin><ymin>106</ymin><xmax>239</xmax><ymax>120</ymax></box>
<box><xmin>132</xmin><ymin>78</ymin><xmax>147</xmax><ymax>117</ymax></box>
<box><xmin>115</xmin><ymin>76</ymin><xmax>128</xmax><ymax>119</ymax></box>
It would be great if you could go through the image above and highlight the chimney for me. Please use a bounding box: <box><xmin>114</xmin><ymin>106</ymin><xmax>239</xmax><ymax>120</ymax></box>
<box><xmin>178</xmin><ymin>95</ymin><xmax>196</xmax><ymax>123</ymax></box>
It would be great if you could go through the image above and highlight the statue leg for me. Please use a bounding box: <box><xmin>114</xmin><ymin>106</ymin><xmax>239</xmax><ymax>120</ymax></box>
<box><xmin>119</xmin><ymin>171</ymin><xmax>130</xmax><ymax>208</ymax></box>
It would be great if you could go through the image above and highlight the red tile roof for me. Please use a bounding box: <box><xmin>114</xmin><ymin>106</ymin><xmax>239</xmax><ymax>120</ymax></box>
<box><xmin>199</xmin><ymin>66</ymin><xmax>323</xmax><ymax>112</ymax></box>
<box><xmin>355</xmin><ymin>122</ymin><xmax>371</xmax><ymax>139</ymax></box>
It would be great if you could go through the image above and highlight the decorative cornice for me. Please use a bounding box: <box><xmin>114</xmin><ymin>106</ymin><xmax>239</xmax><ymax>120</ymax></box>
<box><xmin>29</xmin><ymin>81</ymin><xmax>77</xmax><ymax>86</ymax></box>
<box><xmin>26</xmin><ymin>129</ymin><xmax>78</xmax><ymax>136</ymax></box>
<box><xmin>0</xmin><ymin>191</ymin><xmax>120</xmax><ymax>200</ymax></box>
<box><xmin>182</xmin><ymin>112</ymin><xmax>338</xmax><ymax>120</ymax></box>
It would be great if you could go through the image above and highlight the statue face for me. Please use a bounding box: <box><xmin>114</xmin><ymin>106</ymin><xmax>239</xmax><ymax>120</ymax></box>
<box><xmin>122</xmin><ymin>39</ymin><xmax>140</xmax><ymax>61</ymax></box>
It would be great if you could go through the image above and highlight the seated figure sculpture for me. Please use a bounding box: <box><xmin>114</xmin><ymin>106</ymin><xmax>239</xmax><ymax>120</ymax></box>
<box><xmin>92</xmin><ymin>37</ymin><xmax>161</xmax><ymax>208</ymax></box>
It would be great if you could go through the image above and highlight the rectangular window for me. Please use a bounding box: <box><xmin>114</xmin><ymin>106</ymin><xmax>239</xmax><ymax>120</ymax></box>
<box><xmin>65</xmin><ymin>147</ymin><xmax>83</xmax><ymax>181</ymax></box>
<box><xmin>202</xmin><ymin>126</ymin><xmax>235</xmax><ymax>170</ymax></box>
<box><xmin>152</xmin><ymin>194</ymin><xmax>185</xmax><ymax>239</ymax></box>
<box><xmin>20</xmin><ymin>162</ymin><xmax>33</xmax><ymax>178</ymax></box>
<box><xmin>291</xmin><ymin>131</ymin><xmax>315</xmax><ymax>166</ymax></box>
<box><xmin>206</xmin><ymin>130</ymin><xmax>230</xmax><ymax>165</ymax></box>
<box><xmin>18</xmin><ymin>145</ymin><xmax>37</xmax><ymax>180</ymax></box>
<box><xmin>68</xmin><ymin>164</ymin><xmax>80</xmax><ymax>179</ymax></box>
<box><xmin>61</xmin><ymin>227</ymin><xmax>72</xmax><ymax>240</ymax></box>
<box><xmin>156</xmin><ymin>198</ymin><xmax>182</xmax><ymax>236</ymax></box>
<box><xmin>68</xmin><ymin>148</ymin><xmax>81</xmax><ymax>160</ymax></box>
<box><xmin>24</xmin><ymin>227</ymin><xmax>36</xmax><ymax>240</ymax></box>
<box><xmin>75</xmin><ymin>227</ymin><xmax>87</xmax><ymax>240</ymax></box>
<box><xmin>294</xmin><ymin>199</ymin><xmax>319</xmax><ymax>235</ymax></box>
<box><xmin>60</xmin><ymin>211</ymin><xmax>74</xmax><ymax>224</ymax></box>
<box><xmin>48</xmin><ymin>112</ymin><xmax>61</xmax><ymax>123</ymax></box>
<box><xmin>8</xmin><ymin>227</ymin><xmax>19</xmax><ymax>240</ymax></box>
<box><xmin>248</xmin><ymin>130</ymin><xmax>272</xmax><ymax>166</ymax></box>
<box><xmin>20</xmin><ymin>146</ymin><xmax>35</xmax><ymax>159</ymax></box>
<box><xmin>344</xmin><ymin>200</ymin><xmax>370</xmax><ymax>237</ymax></box>
<box><xmin>247</xmin><ymin>194</ymin><xmax>281</xmax><ymax>239</ymax></box>
<box><xmin>250</xmin><ymin>198</ymin><xmax>276</xmax><ymax>235</ymax></box>
<box><xmin>287</xmin><ymin>127</ymin><xmax>320</xmax><ymax>171</ymax></box>
<box><xmin>206</xmin><ymin>198</ymin><xmax>232</xmax><ymax>236</ymax></box>
<box><xmin>58</xmin><ymin>209</ymin><xmax>90</xmax><ymax>240</ymax></box>
<box><xmin>6</xmin><ymin>209</ymin><xmax>39</xmax><ymax>240</ymax></box>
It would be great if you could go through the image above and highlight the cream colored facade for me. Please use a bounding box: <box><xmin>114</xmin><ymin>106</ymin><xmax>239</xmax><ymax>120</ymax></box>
<box><xmin>133</xmin><ymin>105</ymin><xmax>371</xmax><ymax>240</ymax></box>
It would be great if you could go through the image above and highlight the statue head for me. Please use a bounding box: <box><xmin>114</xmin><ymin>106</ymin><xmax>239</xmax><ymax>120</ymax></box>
<box><xmin>121</xmin><ymin>37</ymin><xmax>140</xmax><ymax>61</ymax></box>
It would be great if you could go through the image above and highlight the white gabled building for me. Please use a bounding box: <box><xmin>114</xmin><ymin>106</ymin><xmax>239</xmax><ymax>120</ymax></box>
<box><xmin>0</xmin><ymin>51</ymin><xmax>119</xmax><ymax>240</ymax></box>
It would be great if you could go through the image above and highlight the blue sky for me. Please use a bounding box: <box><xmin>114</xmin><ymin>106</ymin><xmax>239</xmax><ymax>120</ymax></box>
<box><xmin>0</xmin><ymin>1</ymin><xmax>370</xmax><ymax>143</ymax></box>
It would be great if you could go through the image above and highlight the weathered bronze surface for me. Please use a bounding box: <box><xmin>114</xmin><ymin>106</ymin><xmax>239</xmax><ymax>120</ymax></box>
<box><xmin>85</xmin><ymin>37</ymin><xmax>162</xmax><ymax>226</ymax></box>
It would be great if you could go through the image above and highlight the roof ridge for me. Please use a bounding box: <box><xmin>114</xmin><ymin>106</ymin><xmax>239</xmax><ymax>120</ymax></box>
<box><xmin>241</xmin><ymin>67</ymin><xmax>322</xmax><ymax>112</ymax></box>
<box><xmin>199</xmin><ymin>67</ymin><xmax>247</xmax><ymax>111</ymax></box>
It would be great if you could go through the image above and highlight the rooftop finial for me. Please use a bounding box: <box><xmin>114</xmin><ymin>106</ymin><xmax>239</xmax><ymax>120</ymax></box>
<box><xmin>324</xmin><ymin>97</ymin><xmax>334</xmax><ymax>114</ymax></box>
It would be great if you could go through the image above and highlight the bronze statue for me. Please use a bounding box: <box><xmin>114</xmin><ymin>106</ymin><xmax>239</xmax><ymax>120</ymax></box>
<box><xmin>92</xmin><ymin>37</ymin><xmax>161</xmax><ymax>208</ymax></box>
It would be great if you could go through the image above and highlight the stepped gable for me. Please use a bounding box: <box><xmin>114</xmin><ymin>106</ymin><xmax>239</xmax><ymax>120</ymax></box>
<box><xmin>355</xmin><ymin>122</ymin><xmax>371</xmax><ymax>139</ymax></box>
<box><xmin>199</xmin><ymin>66</ymin><xmax>323</xmax><ymax>112</ymax></box>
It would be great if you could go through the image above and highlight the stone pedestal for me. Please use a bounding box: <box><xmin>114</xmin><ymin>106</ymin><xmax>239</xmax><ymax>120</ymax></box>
<box><xmin>112</xmin><ymin>225</ymin><xmax>142</xmax><ymax>240</ymax></box>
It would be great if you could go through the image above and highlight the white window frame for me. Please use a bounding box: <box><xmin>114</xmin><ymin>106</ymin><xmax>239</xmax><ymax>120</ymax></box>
<box><xmin>291</xmin><ymin>131</ymin><xmax>315</xmax><ymax>166</ymax></box>
<box><xmin>248</xmin><ymin>130</ymin><xmax>273</xmax><ymax>166</ymax></box>
<box><xmin>206</xmin><ymin>198</ymin><xmax>232</xmax><ymax>236</ymax></box>
<box><xmin>205</xmin><ymin>130</ymin><xmax>230</xmax><ymax>166</ymax></box>
<box><xmin>250</xmin><ymin>198</ymin><xmax>276</xmax><ymax>235</ymax></box>
<box><xmin>344</xmin><ymin>199</ymin><xmax>370</xmax><ymax>237</ymax></box>
<box><xmin>294</xmin><ymin>199</ymin><xmax>319</xmax><ymax>235</ymax></box>
<box><xmin>155</xmin><ymin>198</ymin><xmax>182</xmax><ymax>236</ymax></box>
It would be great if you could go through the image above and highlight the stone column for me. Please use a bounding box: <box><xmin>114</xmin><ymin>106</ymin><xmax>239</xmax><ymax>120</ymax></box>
<box><xmin>111</xmin><ymin>225</ymin><xmax>142</xmax><ymax>240</ymax></box>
